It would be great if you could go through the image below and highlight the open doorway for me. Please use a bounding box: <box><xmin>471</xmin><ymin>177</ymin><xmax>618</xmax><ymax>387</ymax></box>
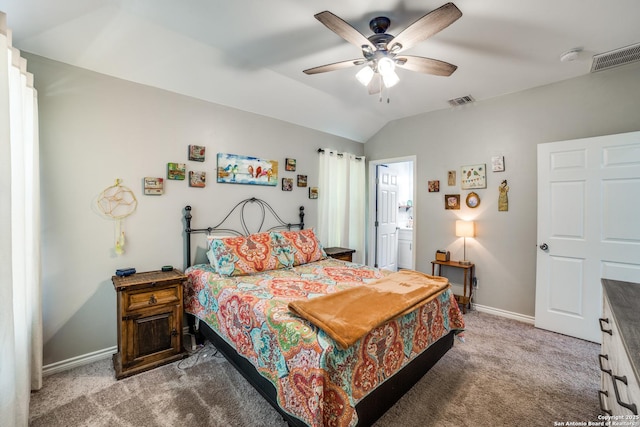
<box><xmin>367</xmin><ymin>156</ymin><xmax>416</xmax><ymax>271</ymax></box>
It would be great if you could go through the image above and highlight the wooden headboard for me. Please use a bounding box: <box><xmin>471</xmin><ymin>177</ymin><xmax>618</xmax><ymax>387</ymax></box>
<box><xmin>183</xmin><ymin>197</ymin><xmax>305</xmax><ymax>268</ymax></box>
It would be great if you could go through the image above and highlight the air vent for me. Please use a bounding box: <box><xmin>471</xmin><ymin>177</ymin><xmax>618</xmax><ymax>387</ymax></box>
<box><xmin>448</xmin><ymin>95</ymin><xmax>475</xmax><ymax>107</ymax></box>
<box><xmin>591</xmin><ymin>42</ymin><xmax>640</xmax><ymax>72</ymax></box>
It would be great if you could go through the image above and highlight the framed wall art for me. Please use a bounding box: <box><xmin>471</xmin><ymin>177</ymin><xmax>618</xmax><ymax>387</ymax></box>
<box><xmin>444</xmin><ymin>194</ymin><xmax>460</xmax><ymax>210</ymax></box>
<box><xmin>491</xmin><ymin>156</ymin><xmax>505</xmax><ymax>172</ymax></box>
<box><xmin>466</xmin><ymin>192</ymin><xmax>480</xmax><ymax>208</ymax></box>
<box><xmin>143</xmin><ymin>177</ymin><xmax>164</xmax><ymax>195</ymax></box>
<box><xmin>447</xmin><ymin>170</ymin><xmax>456</xmax><ymax>186</ymax></box>
<box><xmin>216</xmin><ymin>153</ymin><xmax>278</xmax><ymax>186</ymax></box>
<box><xmin>189</xmin><ymin>171</ymin><xmax>206</xmax><ymax>187</ymax></box>
<box><xmin>167</xmin><ymin>162</ymin><xmax>186</xmax><ymax>180</ymax></box>
<box><xmin>460</xmin><ymin>164</ymin><xmax>486</xmax><ymax>189</ymax></box>
<box><xmin>282</xmin><ymin>178</ymin><xmax>293</xmax><ymax>191</ymax></box>
<box><xmin>188</xmin><ymin>145</ymin><xmax>206</xmax><ymax>162</ymax></box>
<box><xmin>428</xmin><ymin>180</ymin><xmax>440</xmax><ymax>192</ymax></box>
<box><xmin>285</xmin><ymin>158</ymin><xmax>296</xmax><ymax>171</ymax></box>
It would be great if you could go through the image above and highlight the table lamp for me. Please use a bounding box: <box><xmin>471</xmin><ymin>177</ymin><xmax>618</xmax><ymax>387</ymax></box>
<box><xmin>455</xmin><ymin>220</ymin><xmax>475</xmax><ymax>265</ymax></box>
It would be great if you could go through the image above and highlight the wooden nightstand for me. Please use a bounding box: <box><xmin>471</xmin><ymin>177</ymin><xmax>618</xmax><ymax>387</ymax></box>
<box><xmin>324</xmin><ymin>247</ymin><xmax>356</xmax><ymax>262</ymax></box>
<box><xmin>431</xmin><ymin>260</ymin><xmax>475</xmax><ymax>314</ymax></box>
<box><xmin>112</xmin><ymin>269</ymin><xmax>187</xmax><ymax>379</ymax></box>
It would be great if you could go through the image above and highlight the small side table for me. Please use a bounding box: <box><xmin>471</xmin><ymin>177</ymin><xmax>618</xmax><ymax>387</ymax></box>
<box><xmin>431</xmin><ymin>260</ymin><xmax>475</xmax><ymax>314</ymax></box>
<box><xmin>324</xmin><ymin>247</ymin><xmax>355</xmax><ymax>262</ymax></box>
<box><xmin>112</xmin><ymin>269</ymin><xmax>187</xmax><ymax>379</ymax></box>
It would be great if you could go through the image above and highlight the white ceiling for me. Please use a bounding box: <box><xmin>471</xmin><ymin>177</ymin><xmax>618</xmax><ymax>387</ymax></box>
<box><xmin>2</xmin><ymin>0</ymin><xmax>640</xmax><ymax>142</ymax></box>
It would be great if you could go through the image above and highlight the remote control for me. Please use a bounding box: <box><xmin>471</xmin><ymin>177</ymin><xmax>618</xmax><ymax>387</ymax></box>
<box><xmin>115</xmin><ymin>267</ymin><xmax>136</xmax><ymax>277</ymax></box>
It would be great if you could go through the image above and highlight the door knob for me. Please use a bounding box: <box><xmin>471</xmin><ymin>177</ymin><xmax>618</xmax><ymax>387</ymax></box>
<box><xmin>539</xmin><ymin>243</ymin><xmax>549</xmax><ymax>251</ymax></box>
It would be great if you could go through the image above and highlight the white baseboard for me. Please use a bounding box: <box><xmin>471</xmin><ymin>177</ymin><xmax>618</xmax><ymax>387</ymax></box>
<box><xmin>43</xmin><ymin>327</ymin><xmax>193</xmax><ymax>376</ymax></box>
<box><xmin>43</xmin><ymin>345</ymin><xmax>117</xmax><ymax>377</ymax></box>
<box><xmin>472</xmin><ymin>303</ymin><xmax>535</xmax><ymax>325</ymax></box>
<box><xmin>43</xmin><ymin>309</ymin><xmax>533</xmax><ymax>376</ymax></box>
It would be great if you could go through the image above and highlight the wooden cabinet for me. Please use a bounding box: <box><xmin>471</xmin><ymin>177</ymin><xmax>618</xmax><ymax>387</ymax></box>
<box><xmin>431</xmin><ymin>260</ymin><xmax>475</xmax><ymax>314</ymax></box>
<box><xmin>324</xmin><ymin>247</ymin><xmax>355</xmax><ymax>262</ymax></box>
<box><xmin>112</xmin><ymin>269</ymin><xmax>187</xmax><ymax>379</ymax></box>
<box><xmin>599</xmin><ymin>279</ymin><xmax>639</xmax><ymax>416</ymax></box>
<box><xmin>397</xmin><ymin>229</ymin><xmax>413</xmax><ymax>269</ymax></box>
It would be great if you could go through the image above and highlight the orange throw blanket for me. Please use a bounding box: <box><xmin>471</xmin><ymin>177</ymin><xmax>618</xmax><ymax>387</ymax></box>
<box><xmin>288</xmin><ymin>270</ymin><xmax>450</xmax><ymax>349</ymax></box>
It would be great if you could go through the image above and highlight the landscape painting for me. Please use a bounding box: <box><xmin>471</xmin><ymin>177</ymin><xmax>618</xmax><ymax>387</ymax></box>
<box><xmin>217</xmin><ymin>153</ymin><xmax>278</xmax><ymax>186</ymax></box>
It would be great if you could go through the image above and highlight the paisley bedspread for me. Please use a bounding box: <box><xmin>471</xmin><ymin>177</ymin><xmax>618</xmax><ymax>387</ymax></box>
<box><xmin>184</xmin><ymin>258</ymin><xmax>465</xmax><ymax>427</ymax></box>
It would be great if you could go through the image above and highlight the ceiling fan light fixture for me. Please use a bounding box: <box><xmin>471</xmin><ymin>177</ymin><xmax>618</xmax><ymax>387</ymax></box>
<box><xmin>305</xmin><ymin>4</ymin><xmax>462</xmax><ymax>93</ymax></box>
<box><xmin>383</xmin><ymin>70</ymin><xmax>400</xmax><ymax>88</ymax></box>
<box><xmin>377</xmin><ymin>57</ymin><xmax>395</xmax><ymax>76</ymax></box>
<box><xmin>356</xmin><ymin>65</ymin><xmax>375</xmax><ymax>86</ymax></box>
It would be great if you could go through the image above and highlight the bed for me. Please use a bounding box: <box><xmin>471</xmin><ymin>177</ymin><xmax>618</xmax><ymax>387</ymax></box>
<box><xmin>183</xmin><ymin>198</ymin><xmax>465</xmax><ymax>427</ymax></box>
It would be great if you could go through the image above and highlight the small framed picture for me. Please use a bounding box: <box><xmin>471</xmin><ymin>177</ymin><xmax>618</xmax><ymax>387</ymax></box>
<box><xmin>297</xmin><ymin>175</ymin><xmax>307</xmax><ymax>187</ymax></box>
<box><xmin>460</xmin><ymin>164</ymin><xmax>486</xmax><ymax>189</ymax></box>
<box><xmin>167</xmin><ymin>162</ymin><xmax>186</xmax><ymax>180</ymax></box>
<box><xmin>309</xmin><ymin>187</ymin><xmax>318</xmax><ymax>199</ymax></box>
<box><xmin>282</xmin><ymin>178</ymin><xmax>293</xmax><ymax>191</ymax></box>
<box><xmin>447</xmin><ymin>170</ymin><xmax>456</xmax><ymax>186</ymax></box>
<box><xmin>491</xmin><ymin>156</ymin><xmax>505</xmax><ymax>172</ymax></box>
<box><xmin>428</xmin><ymin>180</ymin><xmax>440</xmax><ymax>192</ymax></box>
<box><xmin>466</xmin><ymin>191</ymin><xmax>480</xmax><ymax>208</ymax></box>
<box><xmin>285</xmin><ymin>158</ymin><xmax>296</xmax><ymax>171</ymax></box>
<box><xmin>189</xmin><ymin>171</ymin><xmax>206</xmax><ymax>187</ymax></box>
<box><xmin>188</xmin><ymin>145</ymin><xmax>206</xmax><ymax>162</ymax></box>
<box><xmin>143</xmin><ymin>177</ymin><xmax>164</xmax><ymax>195</ymax></box>
<box><xmin>444</xmin><ymin>194</ymin><xmax>460</xmax><ymax>210</ymax></box>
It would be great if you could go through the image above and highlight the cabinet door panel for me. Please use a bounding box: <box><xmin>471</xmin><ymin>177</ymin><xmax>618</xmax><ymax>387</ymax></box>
<box><xmin>135</xmin><ymin>312</ymin><xmax>174</xmax><ymax>357</ymax></box>
<box><xmin>397</xmin><ymin>239</ymin><xmax>412</xmax><ymax>269</ymax></box>
<box><xmin>124</xmin><ymin>305</ymin><xmax>181</xmax><ymax>367</ymax></box>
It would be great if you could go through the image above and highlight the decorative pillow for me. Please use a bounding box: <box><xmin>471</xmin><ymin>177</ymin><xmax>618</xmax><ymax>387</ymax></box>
<box><xmin>208</xmin><ymin>232</ymin><xmax>294</xmax><ymax>276</ymax></box>
<box><xmin>275</xmin><ymin>229</ymin><xmax>326</xmax><ymax>266</ymax></box>
<box><xmin>205</xmin><ymin>235</ymin><xmax>219</xmax><ymax>270</ymax></box>
<box><xmin>205</xmin><ymin>234</ymin><xmax>238</xmax><ymax>271</ymax></box>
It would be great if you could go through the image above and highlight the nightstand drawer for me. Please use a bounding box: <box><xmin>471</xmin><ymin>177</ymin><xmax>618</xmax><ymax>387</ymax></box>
<box><xmin>125</xmin><ymin>286</ymin><xmax>180</xmax><ymax>312</ymax></box>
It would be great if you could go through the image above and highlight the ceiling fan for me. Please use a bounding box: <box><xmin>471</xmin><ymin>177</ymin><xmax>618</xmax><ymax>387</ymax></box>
<box><xmin>303</xmin><ymin>2</ymin><xmax>462</xmax><ymax>95</ymax></box>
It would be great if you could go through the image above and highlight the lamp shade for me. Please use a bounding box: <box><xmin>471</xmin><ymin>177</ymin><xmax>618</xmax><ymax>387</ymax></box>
<box><xmin>356</xmin><ymin>66</ymin><xmax>374</xmax><ymax>86</ymax></box>
<box><xmin>455</xmin><ymin>220</ymin><xmax>475</xmax><ymax>238</ymax></box>
<box><xmin>377</xmin><ymin>57</ymin><xmax>395</xmax><ymax>76</ymax></box>
<box><xmin>382</xmin><ymin>70</ymin><xmax>400</xmax><ymax>88</ymax></box>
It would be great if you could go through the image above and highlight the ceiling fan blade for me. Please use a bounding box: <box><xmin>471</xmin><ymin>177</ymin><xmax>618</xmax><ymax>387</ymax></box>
<box><xmin>395</xmin><ymin>55</ymin><xmax>457</xmax><ymax>76</ymax></box>
<box><xmin>303</xmin><ymin>59</ymin><xmax>365</xmax><ymax>75</ymax></box>
<box><xmin>315</xmin><ymin>11</ymin><xmax>375</xmax><ymax>51</ymax></box>
<box><xmin>388</xmin><ymin>3</ymin><xmax>462</xmax><ymax>53</ymax></box>
<box><xmin>368</xmin><ymin>75</ymin><xmax>382</xmax><ymax>95</ymax></box>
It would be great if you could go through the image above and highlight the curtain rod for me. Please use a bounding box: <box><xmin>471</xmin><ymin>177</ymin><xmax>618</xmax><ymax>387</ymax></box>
<box><xmin>317</xmin><ymin>148</ymin><xmax>363</xmax><ymax>161</ymax></box>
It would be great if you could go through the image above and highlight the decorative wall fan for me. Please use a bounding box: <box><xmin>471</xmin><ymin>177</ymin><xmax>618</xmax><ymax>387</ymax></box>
<box><xmin>303</xmin><ymin>2</ymin><xmax>462</xmax><ymax>95</ymax></box>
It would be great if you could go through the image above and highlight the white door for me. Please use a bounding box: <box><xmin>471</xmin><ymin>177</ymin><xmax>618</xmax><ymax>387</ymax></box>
<box><xmin>536</xmin><ymin>131</ymin><xmax>640</xmax><ymax>343</ymax></box>
<box><xmin>375</xmin><ymin>164</ymin><xmax>399</xmax><ymax>270</ymax></box>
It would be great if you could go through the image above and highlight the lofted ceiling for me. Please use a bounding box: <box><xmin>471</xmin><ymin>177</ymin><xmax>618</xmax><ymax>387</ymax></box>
<box><xmin>2</xmin><ymin>0</ymin><xmax>640</xmax><ymax>142</ymax></box>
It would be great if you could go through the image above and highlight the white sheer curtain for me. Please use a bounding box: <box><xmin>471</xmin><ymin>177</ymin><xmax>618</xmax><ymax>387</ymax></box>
<box><xmin>0</xmin><ymin>12</ymin><xmax>43</xmax><ymax>427</ymax></box>
<box><xmin>317</xmin><ymin>149</ymin><xmax>366</xmax><ymax>263</ymax></box>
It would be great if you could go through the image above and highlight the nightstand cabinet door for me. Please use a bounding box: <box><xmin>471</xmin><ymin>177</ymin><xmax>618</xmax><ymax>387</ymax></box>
<box><xmin>112</xmin><ymin>270</ymin><xmax>187</xmax><ymax>379</ymax></box>
<box><xmin>123</xmin><ymin>302</ymin><xmax>181</xmax><ymax>367</ymax></box>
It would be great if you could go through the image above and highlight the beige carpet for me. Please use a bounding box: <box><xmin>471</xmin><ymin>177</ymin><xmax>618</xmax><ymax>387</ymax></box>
<box><xmin>29</xmin><ymin>311</ymin><xmax>602</xmax><ymax>426</ymax></box>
